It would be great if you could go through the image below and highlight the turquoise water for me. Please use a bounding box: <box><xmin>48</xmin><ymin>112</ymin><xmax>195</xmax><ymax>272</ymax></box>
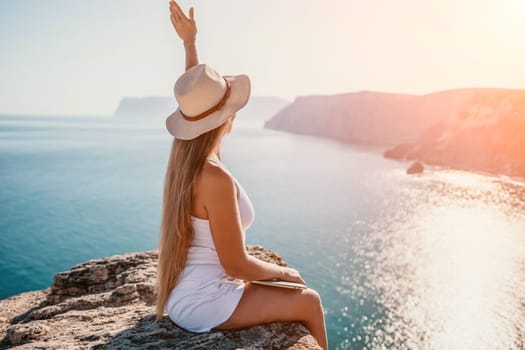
<box><xmin>1</xmin><ymin>115</ymin><xmax>525</xmax><ymax>349</ymax></box>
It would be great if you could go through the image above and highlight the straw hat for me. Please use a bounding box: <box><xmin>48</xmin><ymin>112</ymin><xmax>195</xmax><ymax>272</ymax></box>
<box><xmin>165</xmin><ymin>63</ymin><xmax>251</xmax><ymax>140</ymax></box>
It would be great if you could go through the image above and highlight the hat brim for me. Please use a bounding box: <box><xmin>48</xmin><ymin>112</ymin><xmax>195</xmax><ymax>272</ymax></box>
<box><xmin>165</xmin><ymin>74</ymin><xmax>251</xmax><ymax>140</ymax></box>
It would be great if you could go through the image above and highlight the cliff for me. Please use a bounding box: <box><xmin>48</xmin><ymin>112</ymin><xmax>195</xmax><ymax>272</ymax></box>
<box><xmin>0</xmin><ymin>245</ymin><xmax>320</xmax><ymax>350</ymax></box>
<box><xmin>113</xmin><ymin>97</ymin><xmax>177</xmax><ymax>121</ymax></box>
<box><xmin>383</xmin><ymin>88</ymin><xmax>525</xmax><ymax>178</ymax></box>
<box><xmin>264</xmin><ymin>88</ymin><xmax>473</xmax><ymax>146</ymax></box>
<box><xmin>265</xmin><ymin>87</ymin><xmax>525</xmax><ymax>179</ymax></box>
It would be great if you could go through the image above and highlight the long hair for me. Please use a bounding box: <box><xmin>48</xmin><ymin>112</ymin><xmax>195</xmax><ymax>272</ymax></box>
<box><xmin>155</xmin><ymin>119</ymin><xmax>231</xmax><ymax>321</ymax></box>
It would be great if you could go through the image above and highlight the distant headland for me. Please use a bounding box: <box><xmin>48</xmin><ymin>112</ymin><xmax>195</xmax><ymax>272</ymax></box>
<box><xmin>113</xmin><ymin>96</ymin><xmax>290</xmax><ymax>123</ymax></box>
<box><xmin>264</xmin><ymin>88</ymin><xmax>525</xmax><ymax>179</ymax></box>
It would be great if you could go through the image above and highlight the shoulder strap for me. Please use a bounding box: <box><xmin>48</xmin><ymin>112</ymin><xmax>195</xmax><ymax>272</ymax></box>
<box><xmin>206</xmin><ymin>157</ymin><xmax>222</xmax><ymax>165</ymax></box>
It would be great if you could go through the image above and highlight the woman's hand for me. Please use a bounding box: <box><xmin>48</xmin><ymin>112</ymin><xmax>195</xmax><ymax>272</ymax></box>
<box><xmin>169</xmin><ymin>0</ymin><xmax>197</xmax><ymax>44</ymax></box>
<box><xmin>280</xmin><ymin>267</ymin><xmax>306</xmax><ymax>285</ymax></box>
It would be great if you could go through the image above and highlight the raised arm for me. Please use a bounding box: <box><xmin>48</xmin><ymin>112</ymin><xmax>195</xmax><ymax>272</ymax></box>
<box><xmin>169</xmin><ymin>0</ymin><xmax>198</xmax><ymax>71</ymax></box>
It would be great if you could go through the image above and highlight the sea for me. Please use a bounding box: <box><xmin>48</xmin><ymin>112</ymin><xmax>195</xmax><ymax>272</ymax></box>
<box><xmin>1</xmin><ymin>114</ymin><xmax>524</xmax><ymax>349</ymax></box>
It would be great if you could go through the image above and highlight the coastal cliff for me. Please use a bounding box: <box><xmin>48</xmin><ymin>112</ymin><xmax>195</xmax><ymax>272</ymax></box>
<box><xmin>0</xmin><ymin>245</ymin><xmax>320</xmax><ymax>350</ymax></box>
<box><xmin>265</xmin><ymin>88</ymin><xmax>525</xmax><ymax>179</ymax></box>
<box><xmin>113</xmin><ymin>97</ymin><xmax>177</xmax><ymax>121</ymax></box>
<box><xmin>264</xmin><ymin>89</ymin><xmax>470</xmax><ymax>146</ymax></box>
<box><xmin>383</xmin><ymin>89</ymin><xmax>525</xmax><ymax>178</ymax></box>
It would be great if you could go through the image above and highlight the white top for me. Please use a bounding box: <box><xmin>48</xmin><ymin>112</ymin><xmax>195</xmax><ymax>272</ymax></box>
<box><xmin>165</xmin><ymin>156</ymin><xmax>255</xmax><ymax>332</ymax></box>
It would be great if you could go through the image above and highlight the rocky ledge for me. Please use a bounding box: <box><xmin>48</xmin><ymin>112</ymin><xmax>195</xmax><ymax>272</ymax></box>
<box><xmin>0</xmin><ymin>245</ymin><xmax>320</xmax><ymax>349</ymax></box>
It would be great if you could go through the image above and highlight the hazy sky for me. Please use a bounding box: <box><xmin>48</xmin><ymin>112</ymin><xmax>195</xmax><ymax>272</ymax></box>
<box><xmin>1</xmin><ymin>0</ymin><xmax>524</xmax><ymax>116</ymax></box>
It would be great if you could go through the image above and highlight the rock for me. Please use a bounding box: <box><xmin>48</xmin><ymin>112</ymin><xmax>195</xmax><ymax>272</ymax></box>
<box><xmin>5</xmin><ymin>323</ymin><xmax>50</xmax><ymax>346</ymax></box>
<box><xmin>383</xmin><ymin>143</ymin><xmax>416</xmax><ymax>160</ymax></box>
<box><xmin>406</xmin><ymin>161</ymin><xmax>424</xmax><ymax>174</ymax></box>
<box><xmin>0</xmin><ymin>245</ymin><xmax>321</xmax><ymax>350</ymax></box>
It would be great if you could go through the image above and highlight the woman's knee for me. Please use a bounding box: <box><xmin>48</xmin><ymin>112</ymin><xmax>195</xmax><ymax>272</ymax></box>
<box><xmin>300</xmin><ymin>288</ymin><xmax>323</xmax><ymax>316</ymax></box>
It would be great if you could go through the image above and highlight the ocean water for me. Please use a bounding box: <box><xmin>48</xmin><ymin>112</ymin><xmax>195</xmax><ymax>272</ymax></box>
<box><xmin>1</xmin><ymin>115</ymin><xmax>525</xmax><ymax>349</ymax></box>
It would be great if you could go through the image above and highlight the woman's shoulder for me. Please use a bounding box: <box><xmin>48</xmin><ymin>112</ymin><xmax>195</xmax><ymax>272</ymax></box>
<box><xmin>198</xmin><ymin>161</ymin><xmax>237</xmax><ymax>198</ymax></box>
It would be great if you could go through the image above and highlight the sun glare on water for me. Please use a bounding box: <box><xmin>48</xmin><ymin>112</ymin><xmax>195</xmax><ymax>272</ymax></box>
<box><xmin>334</xmin><ymin>167</ymin><xmax>525</xmax><ymax>348</ymax></box>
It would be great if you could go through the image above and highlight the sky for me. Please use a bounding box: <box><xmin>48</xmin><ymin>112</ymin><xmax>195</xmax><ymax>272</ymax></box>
<box><xmin>0</xmin><ymin>0</ymin><xmax>524</xmax><ymax>116</ymax></box>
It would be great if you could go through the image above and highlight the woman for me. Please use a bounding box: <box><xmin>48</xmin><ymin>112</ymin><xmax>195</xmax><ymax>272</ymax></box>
<box><xmin>155</xmin><ymin>1</ymin><xmax>328</xmax><ymax>349</ymax></box>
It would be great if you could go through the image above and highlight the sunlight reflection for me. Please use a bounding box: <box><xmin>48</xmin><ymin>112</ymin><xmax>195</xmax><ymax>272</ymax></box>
<box><xmin>406</xmin><ymin>203</ymin><xmax>524</xmax><ymax>348</ymax></box>
<box><xmin>336</xmin><ymin>170</ymin><xmax>525</xmax><ymax>349</ymax></box>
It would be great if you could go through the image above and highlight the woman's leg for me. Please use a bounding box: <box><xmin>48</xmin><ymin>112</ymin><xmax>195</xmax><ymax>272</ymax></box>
<box><xmin>211</xmin><ymin>282</ymin><xmax>328</xmax><ymax>350</ymax></box>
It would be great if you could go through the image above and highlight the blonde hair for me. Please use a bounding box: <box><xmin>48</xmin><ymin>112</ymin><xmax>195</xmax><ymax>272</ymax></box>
<box><xmin>155</xmin><ymin>119</ymin><xmax>231</xmax><ymax>321</ymax></box>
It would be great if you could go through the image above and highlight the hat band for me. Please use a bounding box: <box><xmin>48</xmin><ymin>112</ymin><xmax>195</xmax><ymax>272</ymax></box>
<box><xmin>180</xmin><ymin>77</ymin><xmax>232</xmax><ymax>122</ymax></box>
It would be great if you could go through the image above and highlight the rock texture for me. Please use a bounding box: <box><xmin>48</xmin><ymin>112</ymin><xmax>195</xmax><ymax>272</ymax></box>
<box><xmin>0</xmin><ymin>245</ymin><xmax>320</xmax><ymax>350</ymax></box>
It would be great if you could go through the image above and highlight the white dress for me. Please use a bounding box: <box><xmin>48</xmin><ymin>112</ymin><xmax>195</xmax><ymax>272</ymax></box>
<box><xmin>165</xmin><ymin>156</ymin><xmax>255</xmax><ymax>332</ymax></box>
